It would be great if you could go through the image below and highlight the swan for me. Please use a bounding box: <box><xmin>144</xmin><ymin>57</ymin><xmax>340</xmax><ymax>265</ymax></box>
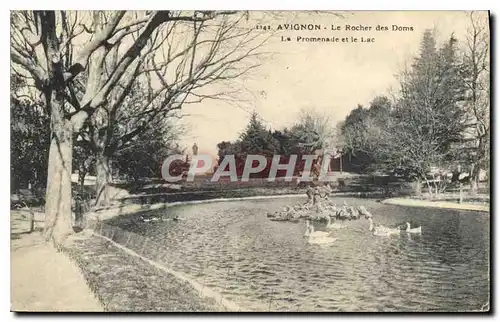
<box><xmin>326</xmin><ymin>216</ymin><xmax>345</xmax><ymax>229</ymax></box>
<box><xmin>358</xmin><ymin>205</ymin><xmax>373</xmax><ymax>219</ymax></box>
<box><xmin>405</xmin><ymin>222</ymin><xmax>422</xmax><ymax>234</ymax></box>
<box><xmin>349</xmin><ymin>206</ymin><xmax>360</xmax><ymax>219</ymax></box>
<box><xmin>325</xmin><ymin>204</ymin><xmax>338</xmax><ymax>213</ymax></box>
<box><xmin>367</xmin><ymin>218</ymin><xmax>401</xmax><ymax>236</ymax></box>
<box><xmin>307</xmin><ymin>232</ymin><xmax>337</xmax><ymax>245</ymax></box>
<box><xmin>336</xmin><ymin>207</ymin><xmax>349</xmax><ymax>220</ymax></box>
<box><xmin>304</xmin><ymin>220</ymin><xmax>330</xmax><ymax>238</ymax></box>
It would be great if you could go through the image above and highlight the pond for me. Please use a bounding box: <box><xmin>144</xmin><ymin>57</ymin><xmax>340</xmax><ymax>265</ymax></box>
<box><xmin>113</xmin><ymin>196</ymin><xmax>490</xmax><ymax>312</ymax></box>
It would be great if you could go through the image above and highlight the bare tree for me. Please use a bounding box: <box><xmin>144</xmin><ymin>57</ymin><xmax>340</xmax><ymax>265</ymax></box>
<box><xmin>461</xmin><ymin>11</ymin><xmax>490</xmax><ymax>194</ymax></box>
<box><xmin>293</xmin><ymin>108</ymin><xmax>337</xmax><ymax>152</ymax></box>
<box><xmin>291</xmin><ymin>108</ymin><xmax>339</xmax><ymax>178</ymax></box>
<box><xmin>377</xmin><ymin>31</ymin><xmax>469</xmax><ymax>198</ymax></box>
<box><xmin>63</xmin><ymin>12</ymin><xmax>267</xmax><ymax>206</ymax></box>
<box><xmin>10</xmin><ymin>10</ymin><xmax>244</xmax><ymax>244</ymax></box>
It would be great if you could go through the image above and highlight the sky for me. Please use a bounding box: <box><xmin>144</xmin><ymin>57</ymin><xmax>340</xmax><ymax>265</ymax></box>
<box><xmin>176</xmin><ymin>11</ymin><xmax>489</xmax><ymax>156</ymax></box>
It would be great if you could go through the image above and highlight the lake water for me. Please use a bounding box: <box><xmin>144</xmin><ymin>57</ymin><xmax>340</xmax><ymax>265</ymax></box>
<box><xmin>112</xmin><ymin>196</ymin><xmax>490</xmax><ymax>312</ymax></box>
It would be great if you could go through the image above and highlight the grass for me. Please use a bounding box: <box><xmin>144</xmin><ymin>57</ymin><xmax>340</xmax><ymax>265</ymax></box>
<box><xmin>63</xmin><ymin>232</ymin><xmax>222</xmax><ymax>312</ymax></box>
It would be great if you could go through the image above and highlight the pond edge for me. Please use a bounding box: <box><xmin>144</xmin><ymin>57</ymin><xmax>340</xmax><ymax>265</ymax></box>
<box><xmin>93</xmin><ymin>232</ymin><xmax>245</xmax><ymax>312</ymax></box>
<box><xmin>85</xmin><ymin>194</ymin><xmax>309</xmax><ymax>223</ymax></box>
<box><xmin>381</xmin><ymin>198</ymin><xmax>490</xmax><ymax>213</ymax></box>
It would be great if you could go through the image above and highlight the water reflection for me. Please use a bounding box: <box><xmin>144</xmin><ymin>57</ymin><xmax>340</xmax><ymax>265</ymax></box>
<box><xmin>112</xmin><ymin>197</ymin><xmax>490</xmax><ymax>312</ymax></box>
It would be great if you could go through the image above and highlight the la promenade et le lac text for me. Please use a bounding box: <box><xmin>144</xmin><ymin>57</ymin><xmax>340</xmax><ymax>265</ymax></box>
<box><xmin>256</xmin><ymin>23</ymin><xmax>415</xmax><ymax>43</ymax></box>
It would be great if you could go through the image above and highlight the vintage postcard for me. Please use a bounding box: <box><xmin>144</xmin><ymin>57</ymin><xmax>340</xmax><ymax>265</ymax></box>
<box><xmin>10</xmin><ymin>10</ymin><xmax>490</xmax><ymax>312</ymax></box>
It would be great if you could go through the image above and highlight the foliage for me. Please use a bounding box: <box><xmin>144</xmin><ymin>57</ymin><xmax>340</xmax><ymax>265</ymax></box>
<box><xmin>216</xmin><ymin>110</ymin><xmax>341</xmax><ymax>178</ymax></box>
<box><xmin>460</xmin><ymin>12</ymin><xmax>490</xmax><ymax>188</ymax></box>
<box><xmin>340</xmin><ymin>97</ymin><xmax>391</xmax><ymax>172</ymax></box>
<box><xmin>379</xmin><ymin>31</ymin><xmax>469</xmax><ymax>180</ymax></box>
<box><xmin>239</xmin><ymin>112</ymin><xmax>280</xmax><ymax>156</ymax></box>
<box><xmin>113</xmin><ymin>119</ymin><xmax>184</xmax><ymax>181</ymax></box>
<box><xmin>340</xmin><ymin>30</ymin><xmax>471</xmax><ymax>183</ymax></box>
<box><xmin>10</xmin><ymin>98</ymin><xmax>50</xmax><ymax>190</ymax></box>
<box><xmin>10</xmin><ymin>75</ymin><xmax>50</xmax><ymax>191</ymax></box>
<box><xmin>289</xmin><ymin>108</ymin><xmax>337</xmax><ymax>153</ymax></box>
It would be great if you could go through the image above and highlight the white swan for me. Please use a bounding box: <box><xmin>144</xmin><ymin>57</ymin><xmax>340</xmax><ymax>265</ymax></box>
<box><xmin>307</xmin><ymin>232</ymin><xmax>337</xmax><ymax>245</ymax></box>
<box><xmin>368</xmin><ymin>218</ymin><xmax>401</xmax><ymax>237</ymax></box>
<box><xmin>304</xmin><ymin>220</ymin><xmax>330</xmax><ymax>238</ymax></box>
<box><xmin>405</xmin><ymin>222</ymin><xmax>422</xmax><ymax>234</ymax></box>
<box><xmin>326</xmin><ymin>216</ymin><xmax>345</xmax><ymax>229</ymax></box>
<box><xmin>358</xmin><ymin>205</ymin><xmax>373</xmax><ymax>219</ymax></box>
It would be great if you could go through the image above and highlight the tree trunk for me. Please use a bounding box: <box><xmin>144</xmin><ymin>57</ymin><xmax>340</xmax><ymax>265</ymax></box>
<box><xmin>424</xmin><ymin>179</ymin><xmax>433</xmax><ymax>200</ymax></box>
<box><xmin>339</xmin><ymin>153</ymin><xmax>343</xmax><ymax>174</ymax></box>
<box><xmin>27</xmin><ymin>209</ymin><xmax>34</xmax><ymax>233</ymax></box>
<box><xmin>414</xmin><ymin>180</ymin><xmax>422</xmax><ymax>197</ymax></box>
<box><xmin>459</xmin><ymin>182</ymin><xmax>463</xmax><ymax>204</ymax></box>
<box><xmin>486</xmin><ymin>165</ymin><xmax>490</xmax><ymax>192</ymax></box>
<box><xmin>79</xmin><ymin>169</ymin><xmax>87</xmax><ymax>187</ymax></box>
<box><xmin>43</xmin><ymin>103</ymin><xmax>74</xmax><ymax>245</ymax></box>
<box><xmin>95</xmin><ymin>153</ymin><xmax>112</xmax><ymax>207</ymax></box>
<box><xmin>470</xmin><ymin>176</ymin><xmax>478</xmax><ymax>196</ymax></box>
<box><xmin>471</xmin><ymin>136</ymin><xmax>487</xmax><ymax>195</ymax></box>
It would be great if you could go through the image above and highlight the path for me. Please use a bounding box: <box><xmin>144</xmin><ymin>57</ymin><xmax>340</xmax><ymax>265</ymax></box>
<box><xmin>11</xmin><ymin>211</ymin><xmax>103</xmax><ymax>312</ymax></box>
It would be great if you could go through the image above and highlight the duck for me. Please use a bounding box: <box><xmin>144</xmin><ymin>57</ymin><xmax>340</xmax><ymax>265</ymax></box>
<box><xmin>304</xmin><ymin>220</ymin><xmax>330</xmax><ymax>238</ymax></box>
<box><xmin>326</xmin><ymin>216</ymin><xmax>345</xmax><ymax>229</ymax></box>
<box><xmin>405</xmin><ymin>222</ymin><xmax>422</xmax><ymax>234</ymax></box>
<box><xmin>367</xmin><ymin>217</ymin><xmax>401</xmax><ymax>237</ymax></box>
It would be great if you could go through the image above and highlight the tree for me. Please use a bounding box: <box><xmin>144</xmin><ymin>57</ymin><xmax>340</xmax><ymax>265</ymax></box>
<box><xmin>288</xmin><ymin>108</ymin><xmax>339</xmax><ymax>178</ymax></box>
<box><xmin>239</xmin><ymin>112</ymin><xmax>279</xmax><ymax>155</ymax></box>
<box><xmin>271</xmin><ymin>128</ymin><xmax>296</xmax><ymax>155</ymax></box>
<box><xmin>10</xmin><ymin>75</ymin><xmax>50</xmax><ymax>191</ymax></box>
<box><xmin>70</xmin><ymin>12</ymin><xmax>269</xmax><ymax>206</ymax></box>
<box><xmin>375</xmin><ymin>30</ymin><xmax>469</xmax><ymax>196</ymax></box>
<box><xmin>291</xmin><ymin>108</ymin><xmax>336</xmax><ymax>153</ymax></box>
<box><xmin>113</xmin><ymin>118</ymin><xmax>184</xmax><ymax>181</ymax></box>
<box><xmin>73</xmin><ymin>139</ymin><xmax>96</xmax><ymax>188</ymax></box>
<box><xmin>11</xmin><ymin>10</ymin><xmax>238</xmax><ymax>244</ymax></box>
<box><xmin>340</xmin><ymin>105</ymin><xmax>370</xmax><ymax>164</ymax></box>
<box><xmin>340</xmin><ymin>97</ymin><xmax>392</xmax><ymax>172</ymax></box>
<box><xmin>461</xmin><ymin>12</ymin><xmax>490</xmax><ymax>193</ymax></box>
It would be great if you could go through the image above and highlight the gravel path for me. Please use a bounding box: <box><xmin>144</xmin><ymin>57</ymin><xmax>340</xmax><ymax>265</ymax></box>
<box><xmin>10</xmin><ymin>231</ymin><xmax>103</xmax><ymax>312</ymax></box>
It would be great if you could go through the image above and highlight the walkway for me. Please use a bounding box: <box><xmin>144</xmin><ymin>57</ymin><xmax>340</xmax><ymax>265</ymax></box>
<box><xmin>11</xmin><ymin>211</ymin><xmax>103</xmax><ymax>312</ymax></box>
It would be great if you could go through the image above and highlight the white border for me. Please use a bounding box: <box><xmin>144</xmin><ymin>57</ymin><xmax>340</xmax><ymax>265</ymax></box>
<box><xmin>4</xmin><ymin>1</ymin><xmax>496</xmax><ymax>10</ymax></box>
<box><xmin>2</xmin><ymin>1</ymin><xmax>498</xmax><ymax>321</ymax></box>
